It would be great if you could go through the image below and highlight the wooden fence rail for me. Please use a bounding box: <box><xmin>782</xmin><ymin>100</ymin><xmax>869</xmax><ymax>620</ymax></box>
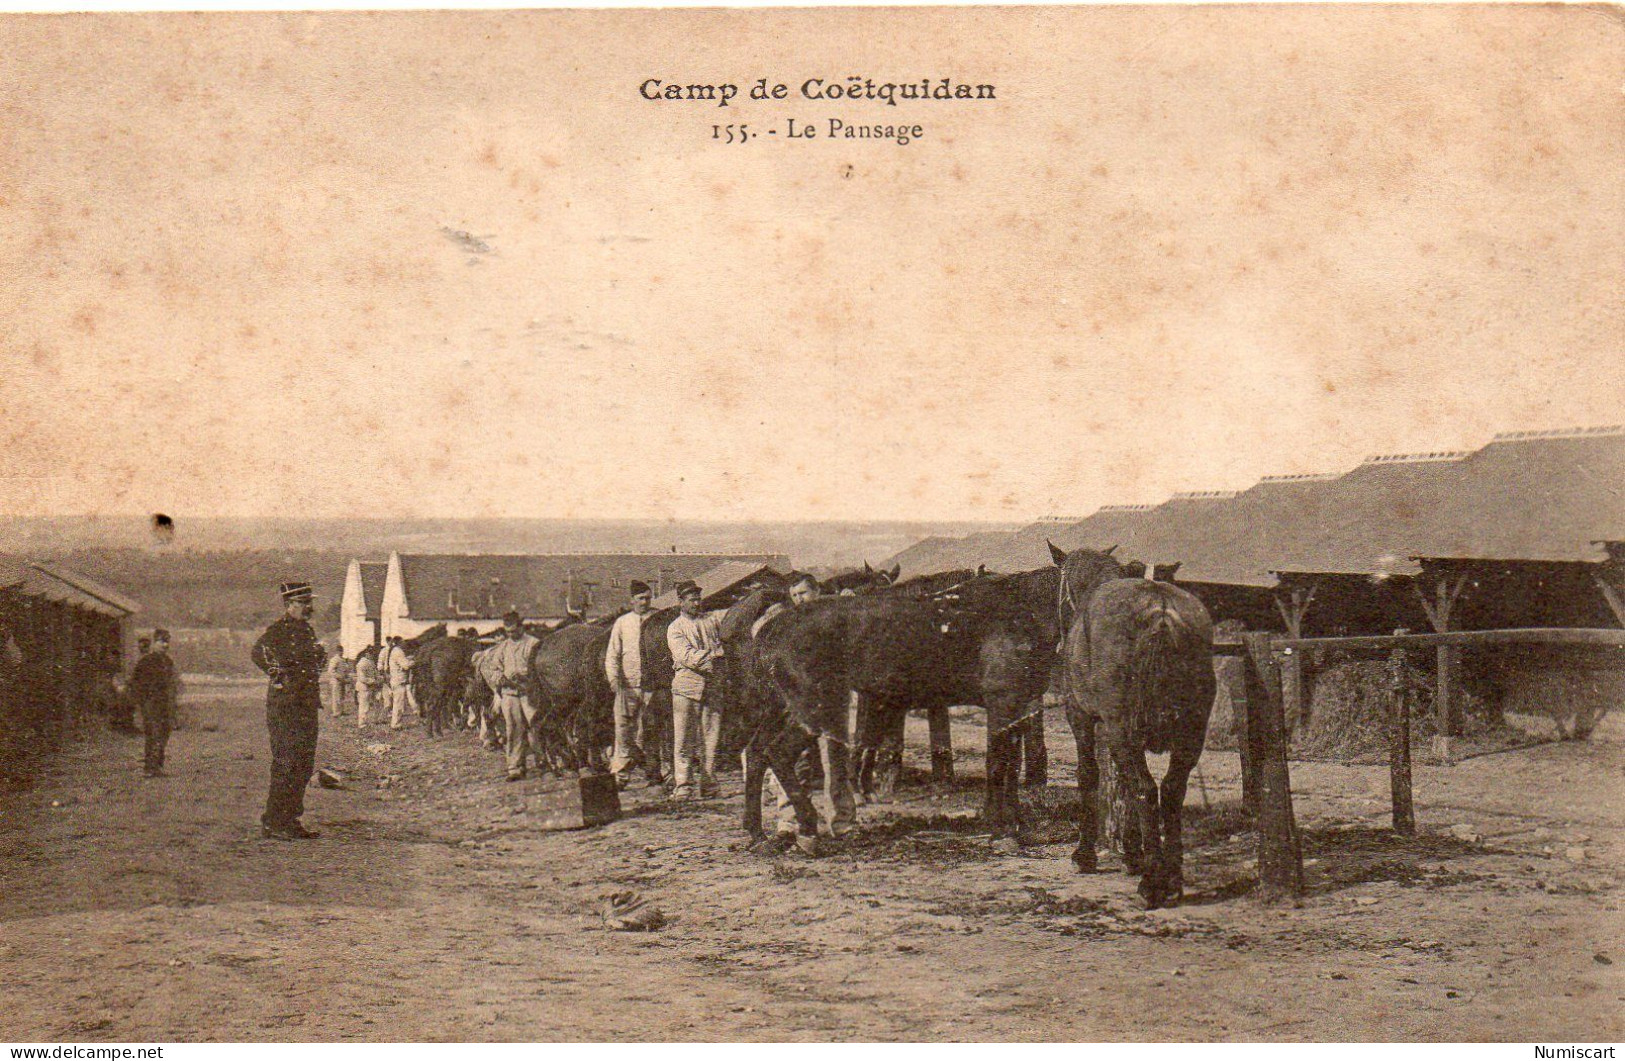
<box><xmin>1213</xmin><ymin>626</ymin><xmax>1622</xmax><ymax>900</ymax></box>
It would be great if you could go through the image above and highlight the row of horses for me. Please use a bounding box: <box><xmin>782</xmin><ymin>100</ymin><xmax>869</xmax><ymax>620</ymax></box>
<box><xmin>402</xmin><ymin>545</ymin><xmax>1216</xmax><ymax>909</ymax></box>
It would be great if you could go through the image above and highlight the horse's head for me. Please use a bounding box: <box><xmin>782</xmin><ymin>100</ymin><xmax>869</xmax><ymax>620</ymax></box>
<box><xmin>825</xmin><ymin>562</ymin><xmax>897</xmax><ymax>595</ymax></box>
<box><xmin>1052</xmin><ymin>542</ymin><xmax>1129</xmax><ymax>633</ymax></box>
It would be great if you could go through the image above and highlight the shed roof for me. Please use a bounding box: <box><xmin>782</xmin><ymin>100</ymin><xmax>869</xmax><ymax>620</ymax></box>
<box><xmin>882</xmin><ymin>536</ymin><xmax>962</xmax><ymax>579</ymax></box>
<box><xmin>1272</xmin><ymin>429</ymin><xmax>1624</xmax><ymax>576</ymax></box>
<box><xmin>882</xmin><ymin>426</ymin><xmax>1624</xmax><ymax>588</ymax></box>
<box><xmin>1401</xmin><ymin>429</ymin><xmax>1624</xmax><ymax>564</ymax></box>
<box><xmin>0</xmin><ymin>557</ymin><xmax>140</xmax><ymax>616</ymax></box>
<box><xmin>31</xmin><ymin>562</ymin><xmax>143</xmax><ymax>614</ymax></box>
<box><xmin>396</xmin><ymin>552</ymin><xmax>790</xmax><ymax>620</ymax></box>
<box><xmin>650</xmin><ymin>560</ymin><xmax>782</xmax><ymax>610</ymax></box>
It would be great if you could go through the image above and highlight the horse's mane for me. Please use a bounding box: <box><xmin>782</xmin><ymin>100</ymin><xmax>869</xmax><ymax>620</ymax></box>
<box><xmin>718</xmin><ymin>586</ymin><xmax>784</xmax><ymax>643</ymax></box>
<box><xmin>403</xmin><ymin>623</ymin><xmax>448</xmax><ymax>651</ymax></box>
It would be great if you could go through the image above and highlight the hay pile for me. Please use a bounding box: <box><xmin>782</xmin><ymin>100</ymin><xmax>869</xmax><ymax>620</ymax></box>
<box><xmin>1293</xmin><ymin>659</ymin><xmax>1432</xmax><ymax>760</ymax></box>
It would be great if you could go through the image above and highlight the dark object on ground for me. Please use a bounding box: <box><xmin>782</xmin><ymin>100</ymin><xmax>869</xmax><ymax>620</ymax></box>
<box><xmin>535</xmin><ymin>771</ymin><xmax>620</xmax><ymax>830</ymax></box>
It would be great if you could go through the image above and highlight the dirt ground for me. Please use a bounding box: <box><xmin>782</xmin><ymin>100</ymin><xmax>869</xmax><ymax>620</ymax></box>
<box><xmin>2</xmin><ymin>685</ymin><xmax>1621</xmax><ymax>1043</ymax></box>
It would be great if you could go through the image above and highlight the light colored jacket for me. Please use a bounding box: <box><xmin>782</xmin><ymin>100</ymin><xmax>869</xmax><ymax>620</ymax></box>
<box><xmin>475</xmin><ymin>646</ymin><xmax>505</xmax><ymax>693</ymax></box>
<box><xmin>667</xmin><ymin>611</ymin><xmax>724</xmax><ymax>701</ymax></box>
<box><xmin>490</xmin><ymin>633</ymin><xmax>538</xmax><ymax>693</ymax></box>
<box><xmin>355</xmin><ymin>653</ymin><xmax>380</xmax><ymax>687</ymax></box>
<box><xmin>604</xmin><ymin>610</ymin><xmax>646</xmax><ymax>688</ymax></box>
<box><xmin>386</xmin><ymin>645</ymin><xmax>413</xmax><ymax>686</ymax></box>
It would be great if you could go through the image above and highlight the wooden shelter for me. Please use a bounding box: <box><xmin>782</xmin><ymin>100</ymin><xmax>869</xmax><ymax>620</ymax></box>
<box><xmin>0</xmin><ymin>557</ymin><xmax>142</xmax><ymax>763</ymax></box>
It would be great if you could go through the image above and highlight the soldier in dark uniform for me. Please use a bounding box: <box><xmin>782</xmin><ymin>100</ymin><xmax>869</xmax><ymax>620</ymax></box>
<box><xmin>131</xmin><ymin>629</ymin><xmax>179</xmax><ymax>777</ymax></box>
<box><xmin>251</xmin><ymin>582</ymin><xmax>327</xmax><ymax>840</ymax></box>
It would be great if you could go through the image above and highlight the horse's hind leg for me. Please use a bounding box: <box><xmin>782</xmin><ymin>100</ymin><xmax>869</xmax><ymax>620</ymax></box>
<box><xmin>874</xmin><ymin>705</ymin><xmax>906</xmax><ymax>800</ymax></box>
<box><xmin>1112</xmin><ymin>743</ymin><xmax>1166</xmax><ymax>908</ymax></box>
<box><xmin>1158</xmin><ymin>742</ymin><xmax>1202</xmax><ymax>905</ymax></box>
<box><xmin>740</xmin><ymin>729</ymin><xmax>770</xmax><ymax>843</ymax></box>
<box><xmin>983</xmin><ymin>701</ymin><xmax>1023</xmax><ymax>839</ymax></box>
<box><xmin>1020</xmin><ymin>704</ymin><xmax>1048</xmax><ymax>789</ymax></box>
<box><xmin>1068</xmin><ymin>711</ymin><xmax>1099</xmax><ymax>872</ymax></box>
<box><xmin>766</xmin><ymin>724</ymin><xmax>823</xmax><ymax>855</ymax></box>
<box><xmin>927</xmin><ymin>704</ymin><xmax>954</xmax><ymax>786</ymax></box>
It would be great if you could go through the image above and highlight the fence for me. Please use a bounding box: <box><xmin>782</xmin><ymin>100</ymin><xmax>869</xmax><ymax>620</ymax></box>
<box><xmin>1214</xmin><ymin>627</ymin><xmax>1625</xmax><ymax>904</ymax></box>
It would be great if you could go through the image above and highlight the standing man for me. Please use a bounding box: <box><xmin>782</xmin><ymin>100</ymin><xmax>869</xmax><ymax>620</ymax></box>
<box><xmin>110</xmin><ymin>637</ymin><xmax>150</xmax><ymax>734</ymax></box>
<box><xmin>334</xmin><ymin>650</ymin><xmax>356</xmax><ymax>721</ymax></box>
<box><xmin>604</xmin><ymin>580</ymin><xmax>660</xmax><ymax>788</ymax></box>
<box><xmin>667</xmin><ymin>581</ymin><xmax>725</xmax><ymax>801</ymax></box>
<box><xmin>354</xmin><ymin>644</ymin><xmax>381</xmax><ymax>727</ymax></box>
<box><xmin>251</xmin><ymin>582</ymin><xmax>327</xmax><ymax>840</ymax></box>
<box><xmin>323</xmin><ymin>645</ymin><xmax>347</xmax><ymax>719</ymax></box>
<box><xmin>492</xmin><ymin>611</ymin><xmax>540</xmax><ymax>781</ymax></box>
<box><xmin>385</xmin><ymin>636</ymin><xmax>414</xmax><ymax>729</ymax></box>
<box><xmin>131</xmin><ymin>629</ymin><xmax>178</xmax><ymax>778</ymax></box>
<box><xmin>475</xmin><ymin>636</ymin><xmax>507</xmax><ymax>752</ymax></box>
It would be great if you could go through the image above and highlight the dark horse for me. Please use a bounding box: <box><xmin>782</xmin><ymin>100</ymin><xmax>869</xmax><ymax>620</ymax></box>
<box><xmin>637</xmin><ymin>565</ymin><xmax>881</xmax><ymax>784</ymax></box>
<box><xmin>527</xmin><ymin>617</ymin><xmax>617</xmax><ymax>774</ymax></box>
<box><xmin>729</xmin><ymin>563</ymin><xmax>1062</xmax><ymax>849</ymax></box>
<box><xmin>405</xmin><ymin>625</ymin><xmax>477</xmax><ymax>738</ymax></box>
<box><xmin>725</xmin><ymin>589</ymin><xmax>943</xmax><ymax>854</ymax></box>
<box><xmin>1055</xmin><ymin>543</ymin><xmax>1215</xmax><ymax>909</ymax></box>
<box><xmin>848</xmin><ymin>565</ymin><xmax>1058</xmax><ymax>811</ymax></box>
<box><xmin>848</xmin><ymin>568</ymin><xmax>976</xmax><ymax>800</ymax></box>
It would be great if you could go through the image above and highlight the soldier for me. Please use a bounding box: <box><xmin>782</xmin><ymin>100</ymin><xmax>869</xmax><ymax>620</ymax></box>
<box><xmin>491</xmin><ymin>611</ymin><xmax>540</xmax><ymax>781</ymax></box>
<box><xmin>131</xmin><ymin>629</ymin><xmax>179</xmax><ymax>777</ymax></box>
<box><xmin>666</xmin><ymin>581</ymin><xmax>726</xmax><ymax>800</ymax></box>
<box><xmin>354</xmin><ymin>644</ymin><xmax>382</xmax><ymax>727</ymax></box>
<box><xmin>604</xmin><ymin>580</ymin><xmax>660</xmax><ymax>788</ymax></box>
<box><xmin>109</xmin><ymin>638</ymin><xmax>149</xmax><ymax>733</ymax></box>
<box><xmin>251</xmin><ymin>582</ymin><xmax>327</xmax><ymax>840</ymax></box>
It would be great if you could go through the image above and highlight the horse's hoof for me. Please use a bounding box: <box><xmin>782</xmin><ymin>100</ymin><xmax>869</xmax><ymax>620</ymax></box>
<box><xmin>794</xmin><ymin>834</ymin><xmax>823</xmax><ymax>858</ymax></box>
<box><xmin>749</xmin><ymin>833</ymin><xmax>795</xmax><ymax>857</ymax></box>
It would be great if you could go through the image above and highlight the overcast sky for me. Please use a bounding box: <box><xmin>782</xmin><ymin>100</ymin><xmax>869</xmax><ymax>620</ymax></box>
<box><xmin>1</xmin><ymin>7</ymin><xmax>1619</xmax><ymax>522</ymax></box>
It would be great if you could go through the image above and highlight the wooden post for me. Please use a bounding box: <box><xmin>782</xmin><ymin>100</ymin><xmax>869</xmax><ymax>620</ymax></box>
<box><xmin>1385</xmin><ymin>643</ymin><xmax>1415</xmax><ymax>836</ymax></box>
<box><xmin>1274</xmin><ymin>582</ymin><xmax>1316</xmax><ymax>729</ymax></box>
<box><xmin>1434</xmin><ymin>643</ymin><xmax>1456</xmax><ymax>765</ymax></box>
<box><xmin>1217</xmin><ymin>647</ymin><xmax>1257</xmax><ymax>814</ymax></box>
<box><xmin>1243</xmin><ymin>632</ymin><xmax>1303</xmax><ymax>904</ymax></box>
<box><xmin>1595</xmin><ymin>566</ymin><xmax>1625</xmax><ymax>628</ymax></box>
<box><xmin>1413</xmin><ymin>571</ymin><xmax>1468</xmax><ymax>766</ymax></box>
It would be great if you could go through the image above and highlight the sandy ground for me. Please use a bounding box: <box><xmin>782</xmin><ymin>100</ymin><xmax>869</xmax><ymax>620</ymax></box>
<box><xmin>1</xmin><ymin>686</ymin><xmax>1621</xmax><ymax>1043</ymax></box>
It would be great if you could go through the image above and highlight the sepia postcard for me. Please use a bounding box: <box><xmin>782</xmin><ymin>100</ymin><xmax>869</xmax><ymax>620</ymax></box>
<box><xmin>0</xmin><ymin>4</ymin><xmax>1621</xmax><ymax>1047</ymax></box>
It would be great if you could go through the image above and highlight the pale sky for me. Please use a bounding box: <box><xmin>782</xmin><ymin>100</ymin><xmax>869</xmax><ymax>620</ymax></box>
<box><xmin>1</xmin><ymin>6</ymin><xmax>1620</xmax><ymax>522</ymax></box>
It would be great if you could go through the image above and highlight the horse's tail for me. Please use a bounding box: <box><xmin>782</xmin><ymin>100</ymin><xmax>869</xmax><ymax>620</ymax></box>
<box><xmin>1129</xmin><ymin>603</ymin><xmax>1205</xmax><ymax>754</ymax></box>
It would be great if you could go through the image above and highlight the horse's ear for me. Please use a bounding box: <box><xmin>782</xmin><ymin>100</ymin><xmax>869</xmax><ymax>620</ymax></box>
<box><xmin>862</xmin><ymin>560</ymin><xmax>874</xmax><ymax>575</ymax></box>
<box><xmin>1047</xmin><ymin>540</ymin><xmax>1067</xmax><ymax>567</ymax></box>
<box><xmin>1105</xmin><ymin>543</ymin><xmax>1120</xmax><ymax>557</ymax></box>
<box><xmin>887</xmin><ymin>564</ymin><xmax>901</xmax><ymax>583</ymax></box>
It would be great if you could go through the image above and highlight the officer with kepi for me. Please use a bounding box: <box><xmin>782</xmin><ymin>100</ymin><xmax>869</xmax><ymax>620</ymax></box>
<box><xmin>251</xmin><ymin>581</ymin><xmax>328</xmax><ymax>840</ymax></box>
